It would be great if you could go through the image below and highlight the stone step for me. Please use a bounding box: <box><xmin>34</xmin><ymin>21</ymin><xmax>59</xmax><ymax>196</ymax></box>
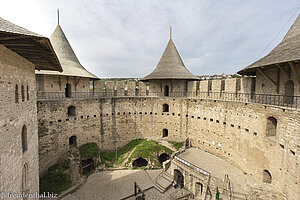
<box><xmin>154</xmin><ymin>172</ymin><xmax>173</xmax><ymax>194</ymax></box>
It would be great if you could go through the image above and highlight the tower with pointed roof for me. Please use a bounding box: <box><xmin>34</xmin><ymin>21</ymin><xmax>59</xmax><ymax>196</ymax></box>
<box><xmin>35</xmin><ymin>16</ymin><xmax>100</xmax><ymax>96</ymax></box>
<box><xmin>141</xmin><ymin>28</ymin><xmax>199</xmax><ymax>96</ymax></box>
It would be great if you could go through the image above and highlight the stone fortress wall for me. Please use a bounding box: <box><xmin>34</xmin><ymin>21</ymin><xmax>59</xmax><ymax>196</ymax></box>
<box><xmin>37</xmin><ymin>74</ymin><xmax>299</xmax><ymax>200</ymax></box>
<box><xmin>0</xmin><ymin>44</ymin><xmax>39</xmax><ymax>196</ymax></box>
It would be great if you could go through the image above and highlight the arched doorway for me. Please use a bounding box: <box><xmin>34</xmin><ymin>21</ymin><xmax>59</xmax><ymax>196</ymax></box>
<box><xmin>69</xmin><ymin>136</ymin><xmax>77</xmax><ymax>147</ymax></box>
<box><xmin>163</xmin><ymin>104</ymin><xmax>169</xmax><ymax>112</ymax></box>
<box><xmin>162</xmin><ymin>129</ymin><xmax>168</xmax><ymax>137</ymax></box>
<box><xmin>284</xmin><ymin>80</ymin><xmax>294</xmax><ymax>104</ymax></box>
<box><xmin>266</xmin><ymin>117</ymin><xmax>277</xmax><ymax>137</ymax></box>
<box><xmin>195</xmin><ymin>182</ymin><xmax>203</xmax><ymax>197</ymax></box>
<box><xmin>65</xmin><ymin>83</ymin><xmax>71</xmax><ymax>98</ymax></box>
<box><xmin>158</xmin><ymin>153</ymin><xmax>170</xmax><ymax>164</ymax></box>
<box><xmin>132</xmin><ymin>157</ymin><xmax>148</xmax><ymax>167</ymax></box>
<box><xmin>174</xmin><ymin>169</ymin><xmax>184</xmax><ymax>188</ymax></box>
<box><xmin>164</xmin><ymin>85</ymin><xmax>169</xmax><ymax>96</ymax></box>
<box><xmin>68</xmin><ymin>106</ymin><xmax>76</xmax><ymax>117</ymax></box>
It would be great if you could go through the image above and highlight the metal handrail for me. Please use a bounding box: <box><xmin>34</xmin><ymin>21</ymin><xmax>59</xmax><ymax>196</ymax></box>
<box><xmin>37</xmin><ymin>91</ymin><xmax>300</xmax><ymax>109</ymax></box>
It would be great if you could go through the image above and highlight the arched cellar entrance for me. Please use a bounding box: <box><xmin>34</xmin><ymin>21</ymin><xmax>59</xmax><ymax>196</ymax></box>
<box><xmin>81</xmin><ymin>159</ymin><xmax>94</xmax><ymax>174</ymax></box>
<box><xmin>174</xmin><ymin>169</ymin><xmax>184</xmax><ymax>188</ymax></box>
<box><xmin>69</xmin><ymin>136</ymin><xmax>77</xmax><ymax>148</ymax></box>
<box><xmin>132</xmin><ymin>157</ymin><xmax>148</xmax><ymax>167</ymax></box>
<box><xmin>284</xmin><ymin>80</ymin><xmax>294</xmax><ymax>104</ymax></box>
<box><xmin>158</xmin><ymin>153</ymin><xmax>170</xmax><ymax>164</ymax></box>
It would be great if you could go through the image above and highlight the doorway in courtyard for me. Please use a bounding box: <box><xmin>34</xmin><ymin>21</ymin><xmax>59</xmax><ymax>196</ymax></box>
<box><xmin>195</xmin><ymin>182</ymin><xmax>203</xmax><ymax>197</ymax></box>
<box><xmin>158</xmin><ymin>153</ymin><xmax>170</xmax><ymax>164</ymax></box>
<box><xmin>174</xmin><ymin>169</ymin><xmax>184</xmax><ymax>188</ymax></box>
<box><xmin>81</xmin><ymin>159</ymin><xmax>94</xmax><ymax>174</ymax></box>
<box><xmin>132</xmin><ymin>157</ymin><xmax>148</xmax><ymax>167</ymax></box>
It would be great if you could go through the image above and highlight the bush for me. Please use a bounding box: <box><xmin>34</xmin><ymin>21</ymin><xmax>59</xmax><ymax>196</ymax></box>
<box><xmin>39</xmin><ymin>163</ymin><xmax>71</xmax><ymax>195</ymax></box>
<box><xmin>79</xmin><ymin>142</ymin><xmax>100</xmax><ymax>159</ymax></box>
<box><xmin>168</xmin><ymin>141</ymin><xmax>184</xmax><ymax>150</ymax></box>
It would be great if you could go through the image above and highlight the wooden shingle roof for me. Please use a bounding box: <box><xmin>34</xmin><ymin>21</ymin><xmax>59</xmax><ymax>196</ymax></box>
<box><xmin>36</xmin><ymin>25</ymin><xmax>99</xmax><ymax>79</ymax></box>
<box><xmin>238</xmin><ymin>14</ymin><xmax>300</xmax><ymax>75</ymax></box>
<box><xmin>0</xmin><ymin>17</ymin><xmax>62</xmax><ymax>72</ymax></box>
<box><xmin>141</xmin><ymin>39</ymin><xmax>199</xmax><ymax>81</ymax></box>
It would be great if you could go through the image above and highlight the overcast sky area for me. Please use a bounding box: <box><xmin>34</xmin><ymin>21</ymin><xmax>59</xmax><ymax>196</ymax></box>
<box><xmin>1</xmin><ymin>1</ymin><xmax>300</xmax><ymax>78</ymax></box>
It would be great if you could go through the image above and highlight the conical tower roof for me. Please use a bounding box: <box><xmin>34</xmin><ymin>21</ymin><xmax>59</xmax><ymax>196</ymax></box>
<box><xmin>36</xmin><ymin>24</ymin><xmax>99</xmax><ymax>79</ymax></box>
<box><xmin>238</xmin><ymin>14</ymin><xmax>300</xmax><ymax>75</ymax></box>
<box><xmin>141</xmin><ymin>37</ymin><xmax>199</xmax><ymax>80</ymax></box>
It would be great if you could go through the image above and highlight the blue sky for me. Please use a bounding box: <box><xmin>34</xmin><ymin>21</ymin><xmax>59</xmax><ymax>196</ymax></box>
<box><xmin>1</xmin><ymin>0</ymin><xmax>300</xmax><ymax>78</ymax></box>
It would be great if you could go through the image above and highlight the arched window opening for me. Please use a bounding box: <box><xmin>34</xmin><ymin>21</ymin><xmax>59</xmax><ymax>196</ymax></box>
<box><xmin>22</xmin><ymin>163</ymin><xmax>28</xmax><ymax>191</ymax></box>
<box><xmin>263</xmin><ymin>170</ymin><xmax>272</xmax><ymax>183</ymax></box>
<box><xmin>69</xmin><ymin>136</ymin><xmax>77</xmax><ymax>148</ymax></box>
<box><xmin>284</xmin><ymin>80</ymin><xmax>294</xmax><ymax>104</ymax></box>
<box><xmin>132</xmin><ymin>157</ymin><xmax>148</xmax><ymax>167</ymax></box>
<box><xmin>15</xmin><ymin>85</ymin><xmax>19</xmax><ymax>103</ymax></box>
<box><xmin>26</xmin><ymin>85</ymin><xmax>29</xmax><ymax>101</ymax></box>
<box><xmin>68</xmin><ymin>106</ymin><xmax>76</xmax><ymax>117</ymax></box>
<box><xmin>163</xmin><ymin>129</ymin><xmax>168</xmax><ymax>137</ymax></box>
<box><xmin>21</xmin><ymin>85</ymin><xmax>25</xmax><ymax>102</ymax></box>
<box><xmin>266</xmin><ymin>117</ymin><xmax>277</xmax><ymax>137</ymax></box>
<box><xmin>22</xmin><ymin>125</ymin><xmax>27</xmax><ymax>153</ymax></box>
<box><xmin>65</xmin><ymin>83</ymin><xmax>71</xmax><ymax>98</ymax></box>
<box><xmin>195</xmin><ymin>182</ymin><xmax>203</xmax><ymax>197</ymax></box>
<box><xmin>174</xmin><ymin>169</ymin><xmax>184</xmax><ymax>188</ymax></box>
<box><xmin>164</xmin><ymin>85</ymin><xmax>169</xmax><ymax>96</ymax></box>
<box><xmin>163</xmin><ymin>104</ymin><xmax>169</xmax><ymax>112</ymax></box>
<box><xmin>158</xmin><ymin>153</ymin><xmax>170</xmax><ymax>164</ymax></box>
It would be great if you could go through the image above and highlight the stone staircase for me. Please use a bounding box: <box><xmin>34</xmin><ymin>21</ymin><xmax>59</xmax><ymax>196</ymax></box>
<box><xmin>154</xmin><ymin>171</ymin><xmax>173</xmax><ymax>193</ymax></box>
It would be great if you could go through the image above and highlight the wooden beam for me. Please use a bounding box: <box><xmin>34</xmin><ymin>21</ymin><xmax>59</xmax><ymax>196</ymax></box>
<box><xmin>0</xmin><ymin>36</ymin><xmax>30</xmax><ymax>40</ymax></box>
<box><xmin>288</xmin><ymin>61</ymin><xmax>300</xmax><ymax>92</ymax></box>
<box><xmin>75</xmin><ymin>77</ymin><xmax>81</xmax><ymax>91</ymax></box>
<box><xmin>58</xmin><ymin>76</ymin><xmax>61</xmax><ymax>91</ymax></box>
<box><xmin>276</xmin><ymin>64</ymin><xmax>290</xmax><ymax>79</ymax></box>
<box><xmin>257</xmin><ymin>68</ymin><xmax>279</xmax><ymax>93</ymax></box>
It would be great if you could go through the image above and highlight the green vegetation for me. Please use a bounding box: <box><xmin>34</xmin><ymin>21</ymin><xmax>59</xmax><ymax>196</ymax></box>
<box><xmin>79</xmin><ymin>142</ymin><xmax>100</xmax><ymax>159</ymax></box>
<box><xmin>100</xmin><ymin>139</ymin><xmax>143</xmax><ymax>166</ymax></box>
<box><xmin>126</xmin><ymin>140</ymin><xmax>173</xmax><ymax>168</ymax></box>
<box><xmin>168</xmin><ymin>141</ymin><xmax>184</xmax><ymax>150</ymax></box>
<box><xmin>39</xmin><ymin>163</ymin><xmax>71</xmax><ymax>195</ymax></box>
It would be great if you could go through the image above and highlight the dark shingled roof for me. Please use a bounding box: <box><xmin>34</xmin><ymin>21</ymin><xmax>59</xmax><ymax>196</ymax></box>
<box><xmin>141</xmin><ymin>39</ymin><xmax>199</xmax><ymax>80</ymax></box>
<box><xmin>238</xmin><ymin>14</ymin><xmax>300</xmax><ymax>75</ymax></box>
<box><xmin>36</xmin><ymin>25</ymin><xmax>99</xmax><ymax>79</ymax></box>
<box><xmin>0</xmin><ymin>17</ymin><xmax>62</xmax><ymax>72</ymax></box>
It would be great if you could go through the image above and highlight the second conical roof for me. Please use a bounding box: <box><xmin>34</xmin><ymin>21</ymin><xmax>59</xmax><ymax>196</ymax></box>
<box><xmin>36</xmin><ymin>25</ymin><xmax>99</xmax><ymax>79</ymax></box>
<box><xmin>141</xmin><ymin>39</ymin><xmax>199</xmax><ymax>80</ymax></box>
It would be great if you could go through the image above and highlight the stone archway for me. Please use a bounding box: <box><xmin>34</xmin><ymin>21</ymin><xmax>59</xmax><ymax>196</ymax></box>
<box><xmin>65</xmin><ymin>83</ymin><xmax>71</xmax><ymax>98</ymax></box>
<box><xmin>174</xmin><ymin>169</ymin><xmax>184</xmax><ymax>188</ymax></box>
<box><xmin>195</xmin><ymin>182</ymin><xmax>203</xmax><ymax>197</ymax></box>
<box><xmin>158</xmin><ymin>153</ymin><xmax>170</xmax><ymax>164</ymax></box>
<box><xmin>69</xmin><ymin>136</ymin><xmax>77</xmax><ymax>148</ymax></box>
<box><xmin>132</xmin><ymin>157</ymin><xmax>148</xmax><ymax>167</ymax></box>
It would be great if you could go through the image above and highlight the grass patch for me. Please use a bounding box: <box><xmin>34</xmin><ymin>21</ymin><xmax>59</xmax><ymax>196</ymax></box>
<box><xmin>126</xmin><ymin>140</ymin><xmax>173</xmax><ymax>168</ymax></box>
<box><xmin>79</xmin><ymin>142</ymin><xmax>100</xmax><ymax>159</ymax></box>
<box><xmin>100</xmin><ymin>139</ymin><xmax>143</xmax><ymax>166</ymax></box>
<box><xmin>168</xmin><ymin>141</ymin><xmax>184</xmax><ymax>150</ymax></box>
<box><xmin>39</xmin><ymin>163</ymin><xmax>71</xmax><ymax>195</ymax></box>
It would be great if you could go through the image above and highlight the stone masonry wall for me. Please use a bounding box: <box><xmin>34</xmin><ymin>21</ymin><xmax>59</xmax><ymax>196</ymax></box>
<box><xmin>0</xmin><ymin>44</ymin><xmax>39</xmax><ymax>198</ymax></box>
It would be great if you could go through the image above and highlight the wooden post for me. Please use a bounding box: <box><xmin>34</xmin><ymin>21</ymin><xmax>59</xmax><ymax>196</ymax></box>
<box><xmin>288</xmin><ymin>61</ymin><xmax>300</xmax><ymax>93</ymax></box>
